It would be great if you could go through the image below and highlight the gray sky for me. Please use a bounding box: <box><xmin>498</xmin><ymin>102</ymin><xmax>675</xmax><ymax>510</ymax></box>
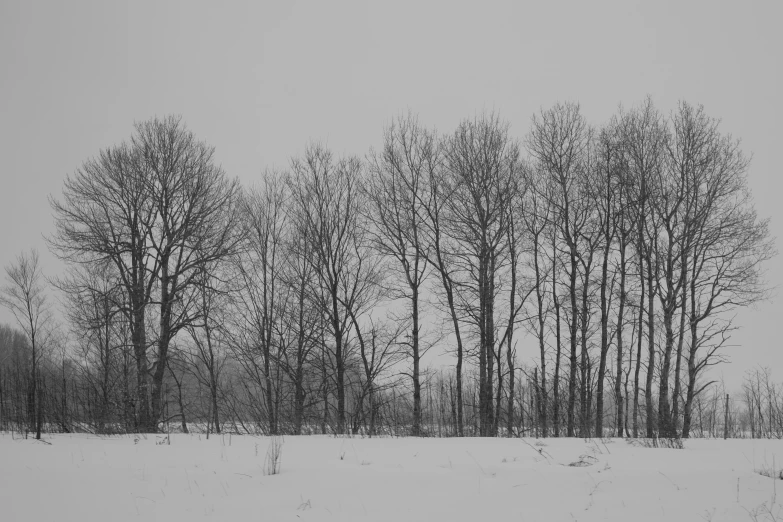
<box><xmin>1</xmin><ymin>0</ymin><xmax>780</xmax><ymax>389</ymax></box>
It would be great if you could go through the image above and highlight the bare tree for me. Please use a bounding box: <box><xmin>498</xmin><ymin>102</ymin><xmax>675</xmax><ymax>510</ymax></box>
<box><xmin>54</xmin><ymin>262</ymin><xmax>127</xmax><ymax>432</ymax></box>
<box><xmin>183</xmin><ymin>264</ymin><xmax>232</xmax><ymax>434</ymax></box>
<box><xmin>620</xmin><ymin>97</ymin><xmax>668</xmax><ymax>437</ymax></box>
<box><xmin>231</xmin><ymin>173</ymin><xmax>289</xmax><ymax>434</ymax></box>
<box><xmin>442</xmin><ymin>112</ymin><xmax>521</xmax><ymax>436</ymax></box>
<box><xmin>675</xmin><ymin>102</ymin><xmax>776</xmax><ymax>437</ymax></box>
<box><xmin>613</xmin><ymin>126</ymin><xmax>635</xmax><ymax>438</ymax></box>
<box><xmin>591</xmin><ymin>123</ymin><xmax>622</xmax><ymax>437</ymax></box>
<box><xmin>276</xmin><ymin>212</ymin><xmax>322</xmax><ymax>435</ymax></box>
<box><xmin>347</xmin><ymin>315</ymin><xmax>406</xmax><ymax>435</ymax></box>
<box><xmin>288</xmin><ymin>144</ymin><xmax>381</xmax><ymax>434</ymax></box>
<box><xmin>50</xmin><ymin>141</ymin><xmax>157</xmax><ymax>430</ymax></box>
<box><xmin>527</xmin><ymin>102</ymin><xmax>591</xmax><ymax>437</ymax></box>
<box><xmin>365</xmin><ymin>113</ymin><xmax>434</xmax><ymax>436</ymax></box>
<box><xmin>575</xmin><ymin>164</ymin><xmax>602</xmax><ymax>438</ymax></box>
<box><xmin>419</xmin><ymin>140</ymin><xmax>467</xmax><ymax>436</ymax></box>
<box><xmin>132</xmin><ymin>116</ymin><xmax>243</xmax><ymax>431</ymax></box>
<box><xmin>499</xmin><ymin>172</ymin><xmax>533</xmax><ymax>437</ymax></box>
<box><xmin>521</xmin><ymin>169</ymin><xmax>554</xmax><ymax>437</ymax></box>
<box><xmin>548</xmin><ymin>223</ymin><xmax>567</xmax><ymax>437</ymax></box>
<box><xmin>51</xmin><ymin>116</ymin><xmax>242</xmax><ymax>432</ymax></box>
<box><xmin>0</xmin><ymin>250</ymin><xmax>51</xmax><ymax>439</ymax></box>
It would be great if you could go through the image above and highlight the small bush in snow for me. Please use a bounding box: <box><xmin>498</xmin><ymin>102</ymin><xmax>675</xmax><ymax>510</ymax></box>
<box><xmin>264</xmin><ymin>435</ymin><xmax>283</xmax><ymax>475</ymax></box>
<box><xmin>568</xmin><ymin>454</ymin><xmax>597</xmax><ymax>467</ymax></box>
<box><xmin>756</xmin><ymin>466</ymin><xmax>783</xmax><ymax>480</ymax></box>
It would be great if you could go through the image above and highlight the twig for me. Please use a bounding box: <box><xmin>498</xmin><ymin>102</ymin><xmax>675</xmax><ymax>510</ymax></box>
<box><xmin>658</xmin><ymin>471</ymin><xmax>684</xmax><ymax>491</ymax></box>
<box><xmin>520</xmin><ymin>438</ymin><xmax>552</xmax><ymax>463</ymax></box>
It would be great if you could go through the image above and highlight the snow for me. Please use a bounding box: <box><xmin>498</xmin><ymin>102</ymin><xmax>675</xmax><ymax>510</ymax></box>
<box><xmin>1</xmin><ymin>432</ymin><xmax>782</xmax><ymax>521</ymax></box>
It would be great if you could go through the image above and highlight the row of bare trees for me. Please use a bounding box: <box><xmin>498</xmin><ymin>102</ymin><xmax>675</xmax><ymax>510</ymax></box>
<box><xmin>1</xmin><ymin>314</ymin><xmax>778</xmax><ymax>440</ymax></box>
<box><xmin>0</xmin><ymin>100</ymin><xmax>774</xmax><ymax>438</ymax></box>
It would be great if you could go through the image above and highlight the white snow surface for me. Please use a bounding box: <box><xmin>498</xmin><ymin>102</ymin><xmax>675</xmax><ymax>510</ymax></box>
<box><xmin>2</xmin><ymin>432</ymin><xmax>783</xmax><ymax>521</ymax></box>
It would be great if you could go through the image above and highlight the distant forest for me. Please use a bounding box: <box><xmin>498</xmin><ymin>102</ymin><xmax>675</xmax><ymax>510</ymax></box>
<box><xmin>0</xmin><ymin>98</ymin><xmax>777</xmax><ymax>440</ymax></box>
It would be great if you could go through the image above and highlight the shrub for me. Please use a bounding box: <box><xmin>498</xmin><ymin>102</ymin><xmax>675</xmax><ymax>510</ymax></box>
<box><xmin>264</xmin><ymin>435</ymin><xmax>284</xmax><ymax>475</ymax></box>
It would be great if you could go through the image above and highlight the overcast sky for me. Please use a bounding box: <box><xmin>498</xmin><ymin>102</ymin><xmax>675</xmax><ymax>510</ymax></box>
<box><xmin>1</xmin><ymin>0</ymin><xmax>780</xmax><ymax>389</ymax></box>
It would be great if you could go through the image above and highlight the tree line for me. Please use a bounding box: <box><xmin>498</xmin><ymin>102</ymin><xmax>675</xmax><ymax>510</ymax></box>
<box><xmin>0</xmin><ymin>99</ymin><xmax>775</xmax><ymax>439</ymax></box>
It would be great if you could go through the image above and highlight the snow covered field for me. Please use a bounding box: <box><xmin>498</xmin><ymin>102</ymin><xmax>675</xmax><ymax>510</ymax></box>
<box><xmin>2</xmin><ymin>433</ymin><xmax>783</xmax><ymax>521</ymax></box>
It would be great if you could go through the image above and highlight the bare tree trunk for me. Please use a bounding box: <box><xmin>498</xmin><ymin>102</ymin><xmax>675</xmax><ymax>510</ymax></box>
<box><xmin>723</xmin><ymin>393</ymin><xmax>729</xmax><ymax>440</ymax></box>
<box><xmin>671</xmin><ymin>261</ymin><xmax>687</xmax><ymax>435</ymax></box>
<box><xmin>682</xmin><ymin>280</ymin><xmax>699</xmax><ymax>438</ymax></box>
<box><xmin>633</xmin><ymin>256</ymin><xmax>644</xmax><ymax>439</ymax></box>
<box><xmin>486</xmin><ymin>252</ymin><xmax>496</xmax><ymax>435</ymax></box>
<box><xmin>321</xmin><ymin>343</ymin><xmax>329</xmax><ymax>435</ymax></box>
<box><xmin>579</xmin><ymin>250</ymin><xmax>594</xmax><ymax>437</ymax></box>
<box><xmin>495</xmin><ymin>344</ymin><xmax>503</xmax><ymax>437</ymax></box>
<box><xmin>368</xmin><ymin>384</ymin><xmax>376</xmax><ymax>437</ymax></box>
<box><xmin>645</xmin><ymin>251</ymin><xmax>656</xmax><ymax>438</ymax></box>
<box><xmin>478</xmin><ymin>251</ymin><xmax>488</xmax><ymax>436</ymax></box>
<box><xmin>448</xmin><ymin>288</ymin><xmax>465</xmax><ymax>437</ymax></box>
<box><xmin>506</xmin><ymin>335</ymin><xmax>515</xmax><ymax>438</ymax></box>
<box><xmin>150</xmin><ymin>262</ymin><xmax>172</xmax><ymax>433</ymax></box>
<box><xmin>552</xmin><ymin>233</ymin><xmax>562</xmax><ymax>438</ymax></box>
<box><xmin>531</xmin><ymin>212</ymin><xmax>548</xmax><ymax>437</ymax></box>
<box><xmin>412</xmin><ymin>288</ymin><xmax>422</xmax><ymax>436</ymax></box>
<box><xmin>132</xmin><ymin>305</ymin><xmax>149</xmax><ymax>432</ymax></box>
<box><xmin>506</xmin><ymin>227</ymin><xmax>519</xmax><ymax>437</ymax></box>
<box><xmin>615</xmin><ymin>236</ymin><xmax>628</xmax><ymax>437</ymax></box>
<box><xmin>595</xmin><ymin>171</ymin><xmax>614</xmax><ymax>437</ymax></box>
<box><xmin>166</xmin><ymin>359</ymin><xmax>188</xmax><ymax>434</ymax></box>
<box><xmin>33</xmin><ymin>353</ymin><xmax>41</xmax><ymax>439</ymax></box>
<box><xmin>567</xmin><ymin>245</ymin><xmax>579</xmax><ymax>438</ymax></box>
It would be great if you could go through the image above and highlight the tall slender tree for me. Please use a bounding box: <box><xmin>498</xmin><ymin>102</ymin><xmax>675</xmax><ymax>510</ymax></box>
<box><xmin>288</xmin><ymin>144</ymin><xmax>381</xmax><ymax>434</ymax></box>
<box><xmin>365</xmin><ymin>113</ymin><xmax>433</xmax><ymax>436</ymax></box>
<box><xmin>442</xmin><ymin>112</ymin><xmax>520</xmax><ymax>436</ymax></box>
<box><xmin>527</xmin><ymin>102</ymin><xmax>591</xmax><ymax>437</ymax></box>
<box><xmin>621</xmin><ymin>98</ymin><xmax>668</xmax><ymax>436</ymax></box>
<box><xmin>0</xmin><ymin>249</ymin><xmax>50</xmax><ymax>439</ymax></box>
